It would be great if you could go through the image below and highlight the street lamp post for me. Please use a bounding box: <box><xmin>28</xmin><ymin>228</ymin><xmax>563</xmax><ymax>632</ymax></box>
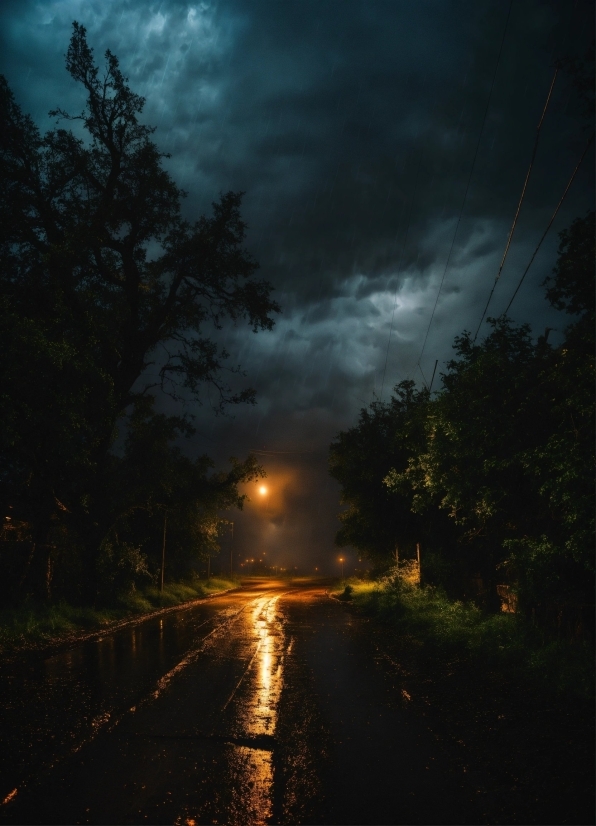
<box><xmin>339</xmin><ymin>556</ymin><xmax>344</xmax><ymax>579</ymax></box>
<box><xmin>230</xmin><ymin>521</ymin><xmax>234</xmax><ymax>579</ymax></box>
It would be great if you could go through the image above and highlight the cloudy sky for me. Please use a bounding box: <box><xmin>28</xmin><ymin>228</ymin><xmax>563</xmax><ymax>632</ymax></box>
<box><xmin>1</xmin><ymin>0</ymin><xmax>593</xmax><ymax>573</ymax></box>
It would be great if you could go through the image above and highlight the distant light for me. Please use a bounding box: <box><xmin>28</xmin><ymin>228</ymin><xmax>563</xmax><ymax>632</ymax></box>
<box><xmin>259</xmin><ymin>485</ymin><xmax>267</xmax><ymax>495</ymax></box>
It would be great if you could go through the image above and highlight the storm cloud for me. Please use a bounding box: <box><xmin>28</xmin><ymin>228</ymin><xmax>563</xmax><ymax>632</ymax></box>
<box><xmin>1</xmin><ymin>0</ymin><xmax>593</xmax><ymax>571</ymax></box>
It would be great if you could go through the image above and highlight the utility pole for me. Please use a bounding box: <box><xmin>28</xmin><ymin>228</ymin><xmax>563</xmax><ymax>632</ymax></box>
<box><xmin>230</xmin><ymin>521</ymin><xmax>234</xmax><ymax>579</ymax></box>
<box><xmin>160</xmin><ymin>511</ymin><xmax>167</xmax><ymax>593</ymax></box>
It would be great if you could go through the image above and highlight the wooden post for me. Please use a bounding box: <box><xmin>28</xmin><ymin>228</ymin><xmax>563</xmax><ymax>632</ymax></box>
<box><xmin>395</xmin><ymin>545</ymin><xmax>399</xmax><ymax>567</ymax></box>
<box><xmin>160</xmin><ymin>512</ymin><xmax>167</xmax><ymax>593</ymax></box>
<box><xmin>230</xmin><ymin>521</ymin><xmax>234</xmax><ymax>579</ymax></box>
<box><xmin>416</xmin><ymin>543</ymin><xmax>420</xmax><ymax>566</ymax></box>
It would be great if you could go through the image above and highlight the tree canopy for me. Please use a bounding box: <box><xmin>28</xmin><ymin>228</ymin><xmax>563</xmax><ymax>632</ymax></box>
<box><xmin>0</xmin><ymin>23</ymin><xmax>278</xmax><ymax>604</ymax></box>
<box><xmin>331</xmin><ymin>211</ymin><xmax>594</xmax><ymax>630</ymax></box>
<box><xmin>328</xmin><ymin>381</ymin><xmax>429</xmax><ymax>564</ymax></box>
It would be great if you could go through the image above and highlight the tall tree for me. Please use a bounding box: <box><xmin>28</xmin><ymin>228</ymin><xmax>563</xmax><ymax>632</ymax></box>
<box><xmin>0</xmin><ymin>23</ymin><xmax>279</xmax><ymax>600</ymax></box>
<box><xmin>389</xmin><ymin>319</ymin><xmax>554</xmax><ymax>608</ymax></box>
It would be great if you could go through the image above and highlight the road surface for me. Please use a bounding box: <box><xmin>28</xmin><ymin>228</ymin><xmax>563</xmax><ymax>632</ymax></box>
<box><xmin>0</xmin><ymin>578</ymin><xmax>487</xmax><ymax>824</ymax></box>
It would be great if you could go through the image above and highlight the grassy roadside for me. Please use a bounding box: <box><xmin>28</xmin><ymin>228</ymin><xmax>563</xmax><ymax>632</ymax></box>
<box><xmin>331</xmin><ymin>575</ymin><xmax>594</xmax><ymax>823</ymax></box>
<box><xmin>331</xmin><ymin>575</ymin><xmax>594</xmax><ymax>699</ymax></box>
<box><xmin>0</xmin><ymin>576</ymin><xmax>238</xmax><ymax>652</ymax></box>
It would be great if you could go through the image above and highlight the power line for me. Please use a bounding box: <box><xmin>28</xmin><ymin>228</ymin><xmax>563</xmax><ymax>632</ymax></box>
<box><xmin>428</xmin><ymin>359</ymin><xmax>439</xmax><ymax>393</ymax></box>
<box><xmin>416</xmin><ymin>363</ymin><xmax>429</xmax><ymax>390</ymax></box>
<box><xmin>473</xmin><ymin>64</ymin><xmax>559</xmax><ymax>340</ymax></box>
<box><xmin>502</xmin><ymin>132</ymin><xmax>594</xmax><ymax>316</ymax></box>
<box><xmin>415</xmin><ymin>0</ymin><xmax>514</xmax><ymax>369</ymax></box>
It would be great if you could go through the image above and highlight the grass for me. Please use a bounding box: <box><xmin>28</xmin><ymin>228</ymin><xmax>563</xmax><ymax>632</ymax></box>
<box><xmin>332</xmin><ymin>574</ymin><xmax>594</xmax><ymax>700</ymax></box>
<box><xmin>0</xmin><ymin>576</ymin><xmax>238</xmax><ymax>652</ymax></box>
<box><xmin>331</xmin><ymin>574</ymin><xmax>594</xmax><ymax>824</ymax></box>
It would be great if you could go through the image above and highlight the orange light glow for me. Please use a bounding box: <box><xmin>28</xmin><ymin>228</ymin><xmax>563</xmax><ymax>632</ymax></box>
<box><xmin>259</xmin><ymin>485</ymin><xmax>268</xmax><ymax>495</ymax></box>
<box><xmin>2</xmin><ymin>789</ymin><xmax>18</xmax><ymax>805</ymax></box>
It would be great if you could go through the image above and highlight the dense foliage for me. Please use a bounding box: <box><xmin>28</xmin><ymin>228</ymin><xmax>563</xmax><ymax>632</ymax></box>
<box><xmin>0</xmin><ymin>25</ymin><xmax>278</xmax><ymax>605</ymax></box>
<box><xmin>330</xmin><ymin>212</ymin><xmax>594</xmax><ymax>634</ymax></box>
<box><xmin>328</xmin><ymin>382</ymin><xmax>428</xmax><ymax>563</ymax></box>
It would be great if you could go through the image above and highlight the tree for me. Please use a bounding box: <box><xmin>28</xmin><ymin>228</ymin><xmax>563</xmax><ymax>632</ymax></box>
<box><xmin>0</xmin><ymin>23</ymin><xmax>279</xmax><ymax>601</ymax></box>
<box><xmin>543</xmin><ymin>212</ymin><xmax>595</xmax><ymax>323</ymax></box>
<box><xmin>506</xmin><ymin>212</ymin><xmax>595</xmax><ymax>629</ymax></box>
<box><xmin>329</xmin><ymin>381</ymin><xmax>430</xmax><ymax>567</ymax></box>
<box><xmin>383</xmin><ymin>213</ymin><xmax>594</xmax><ymax>621</ymax></box>
<box><xmin>91</xmin><ymin>402</ymin><xmax>263</xmax><ymax>601</ymax></box>
<box><xmin>388</xmin><ymin>319</ymin><xmax>555</xmax><ymax>608</ymax></box>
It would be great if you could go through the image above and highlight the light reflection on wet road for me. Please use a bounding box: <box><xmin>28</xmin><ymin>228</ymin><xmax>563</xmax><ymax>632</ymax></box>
<box><xmin>220</xmin><ymin>595</ymin><xmax>285</xmax><ymax>824</ymax></box>
<box><xmin>0</xmin><ymin>580</ymin><xmax>285</xmax><ymax>816</ymax></box>
<box><xmin>1</xmin><ymin>578</ymin><xmax>485</xmax><ymax>825</ymax></box>
<box><xmin>0</xmin><ymin>580</ymin><xmax>298</xmax><ymax>825</ymax></box>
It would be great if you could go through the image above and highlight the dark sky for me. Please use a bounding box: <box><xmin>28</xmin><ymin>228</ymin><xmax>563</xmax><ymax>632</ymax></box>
<box><xmin>1</xmin><ymin>0</ymin><xmax>593</xmax><ymax>574</ymax></box>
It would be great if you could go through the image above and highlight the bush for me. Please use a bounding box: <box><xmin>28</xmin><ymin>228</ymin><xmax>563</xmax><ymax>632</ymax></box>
<box><xmin>96</xmin><ymin>540</ymin><xmax>152</xmax><ymax>602</ymax></box>
<box><xmin>347</xmin><ymin>577</ymin><xmax>594</xmax><ymax>700</ymax></box>
<box><xmin>337</xmin><ymin>584</ymin><xmax>354</xmax><ymax>601</ymax></box>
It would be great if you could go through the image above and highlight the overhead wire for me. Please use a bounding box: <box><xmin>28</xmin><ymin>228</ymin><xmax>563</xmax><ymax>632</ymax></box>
<box><xmin>473</xmin><ymin>63</ymin><xmax>560</xmax><ymax>340</ymax></box>
<box><xmin>502</xmin><ymin>131</ymin><xmax>594</xmax><ymax>315</ymax></box>
<box><xmin>428</xmin><ymin>359</ymin><xmax>439</xmax><ymax>393</ymax></box>
<box><xmin>415</xmin><ymin>0</ymin><xmax>514</xmax><ymax>370</ymax></box>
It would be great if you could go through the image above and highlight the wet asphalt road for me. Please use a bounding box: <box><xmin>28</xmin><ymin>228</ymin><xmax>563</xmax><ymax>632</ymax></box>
<box><xmin>0</xmin><ymin>579</ymin><xmax>486</xmax><ymax>825</ymax></box>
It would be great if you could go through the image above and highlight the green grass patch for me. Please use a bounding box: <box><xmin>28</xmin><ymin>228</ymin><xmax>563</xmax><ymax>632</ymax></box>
<box><xmin>0</xmin><ymin>575</ymin><xmax>238</xmax><ymax>651</ymax></box>
<box><xmin>339</xmin><ymin>575</ymin><xmax>594</xmax><ymax>700</ymax></box>
<box><xmin>331</xmin><ymin>577</ymin><xmax>377</xmax><ymax>598</ymax></box>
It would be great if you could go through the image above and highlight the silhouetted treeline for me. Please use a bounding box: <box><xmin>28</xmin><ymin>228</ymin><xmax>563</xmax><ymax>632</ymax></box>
<box><xmin>330</xmin><ymin>211</ymin><xmax>594</xmax><ymax>637</ymax></box>
<box><xmin>0</xmin><ymin>24</ymin><xmax>277</xmax><ymax>606</ymax></box>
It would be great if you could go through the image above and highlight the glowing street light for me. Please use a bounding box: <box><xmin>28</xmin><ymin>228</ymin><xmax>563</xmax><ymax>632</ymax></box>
<box><xmin>259</xmin><ymin>485</ymin><xmax>268</xmax><ymax>496</ymax></box>
<box><xmin>339</xmin><ymin>557</ymin><xmax>344</xmax><ymax>579</ymax></box>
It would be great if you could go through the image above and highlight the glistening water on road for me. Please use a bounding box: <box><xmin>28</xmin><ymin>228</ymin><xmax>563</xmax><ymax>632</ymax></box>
<box><xmin>1</xmin><ymin>578</ymin><xmax>487</xmax><ymax>825</ymax></box>
<box><xmin>0</xmin><ymin>579</ymin><xmax>281</xmax><ymax>807</ymax></box>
